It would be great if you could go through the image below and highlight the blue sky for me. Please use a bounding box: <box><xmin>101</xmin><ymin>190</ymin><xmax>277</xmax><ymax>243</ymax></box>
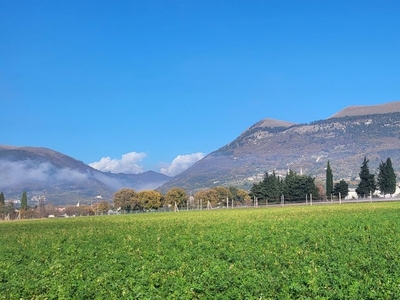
<box><xmin>1</xmin><ymin>0</ymin><xmax>399</xmax><ymax>176</ymax></box>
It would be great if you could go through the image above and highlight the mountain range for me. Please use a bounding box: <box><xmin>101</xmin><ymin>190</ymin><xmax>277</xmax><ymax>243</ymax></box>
<box><xmin>159</xmin><ymin>101</ymin><xmax>400</xmax><ymax>192</ymax></box>
<box><xmin>2</xmin><ymin>101</ymin><xmax>400</xmax><ymax>204</ymax></box>
<box><xmin>0</xmin><ymin>146</ymin><xmax>170</xmax><ymax>205</ymax></box>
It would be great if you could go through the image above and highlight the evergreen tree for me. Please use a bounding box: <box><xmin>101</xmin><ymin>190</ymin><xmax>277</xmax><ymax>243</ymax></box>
<box><xmin>356</xmin><ymin>157</ymin><xmax>376</xmax><ymax>198</ymax></box>
<box><xmin>333</xmin><ymin>180</ymin><xmax>349</xmax><ymax>199</ymax></box>
<box><xmin>386</xmin><ymin>158</ymin><xmax>397</xmax><ymax>195</ymax></box>
<box><xmin>21</xmin><ymin>191</ymin><xmax>28</xmax><ymax>210</ymax></box>
<box><xmin>263</xmin><ymin>171</ymin><xmax>281</xmax><ymax>203</ymax></box>
<box><xmin>377</xmin><ymin>160</ymin><xmax>388</xmax><ymax>196</ymax></box>
<box><xmin>0</xmin><ymin>192</ymin><xmax>4</xmax><ymax>206</ymax></box>
<box><xmin>282</xmin><ymin>170</ymin><xmax>319</xmax><ymax>202</ymax></box>
<box><xmin>377</xmin><ymin>157</ymin><xmax>397</xmax><ymax>196</ymax></box>
<box><xmin>326</xmin><ymin>160</ymin><xmax>333</xmax><ymax>199</ymax></box>
<box><xmin>249</xmin><ymin>180</ymin><xmax>265</xmax><ymax>201</ymax></box>
<box><xmin>250</xmin><ymin>171</ymin><xmax>282</xmax><ymax>203</ymax></box>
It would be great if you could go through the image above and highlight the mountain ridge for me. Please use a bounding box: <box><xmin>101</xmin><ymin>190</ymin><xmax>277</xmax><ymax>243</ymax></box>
<box><xmin>159</xmin><ymin>101</ymin><xmax>400</xmax><ymax>192</ymax></box>
<box><xmin>0</xmin><ymin>145</ymin><xmax>171</xmax><ymax>205</ymax></box>
<box><xmin>328</xmin><ymin>101</ymin><xmax>400</xmax><ymax>119</ymax></box>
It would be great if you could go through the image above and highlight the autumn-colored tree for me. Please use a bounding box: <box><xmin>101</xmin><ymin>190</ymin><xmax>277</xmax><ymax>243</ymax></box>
<box><xmin>0</xmin><ymin>202</ymin><xmax>15</xmax><ymax>219</ymax></box>
<box><xmin>113</xmin><ymin>188</ymin><xmax>139</xmax><ymax>212</ymax></box>
<box><xmin>45</xmin><ymin>204</ymin><xmax>61</xmax><ymax>216</ymax></box>
<box><xmin>22</xmin><ymin>208</ymin><xmax>39</xmax><ymax>219</ymax></box>
<box><xmin>137</xmin><ymin>190</ymin><xmax>162</xmax><ymax>210</ymax></box>
<box><xmin>37</xmin><ymin>197</ymin><xmax>47</xmax><ymax>218</ymax></box>
<box><xmin>213</xmin><ymin>186</ymin><xmax>231</xmax><ymax>206</ymax></box>
<box><xmin>163</xmin><ymin>187</ymin><xmax>188</xmax><ymax>208</ymax></box>
<box><xmin>194</xmin><ymin>188</ymin><xmax>219</xmax><ymax>208</ymax></box>
<box><xmin>229</xmin><ymin>186</ymin><xmax>252</xmax><ymax>205</ymax></box>
<box><xmin>64</xmin><ymin>205</ymin><xmax>94</xmax><ymax>216</ymax></box>
<box><xmin>195</xmin><ymin>186</ymin><xmax>251</xmax><ymax>208</ymax></box>
<box><xmin>79</xmin><ymin>205</ymin><xmax>94</xmax><ymax>216</ymax></box>
<box><xmin>92</xmin><ymin>200</ymin><xmax>112</xmax><ymax>215</ymax></box>
<box><xmin>316</xmin><ymin>183</ymin><xmax>325</xmax><ymax>201</ymax></box>
<box><xmin>65</xmin><ymin>205</ymin><xmax>81</xmax><ymax>216</ymax></box>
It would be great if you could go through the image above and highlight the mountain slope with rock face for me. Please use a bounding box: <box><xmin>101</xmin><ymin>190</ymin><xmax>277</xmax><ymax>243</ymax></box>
<box><xmin>0</xmin><ymin>146</ymin><xmax>171</xmax><ymax>205</ymax></box>
<box><xmin>160</xmin><ymin>101</ymin><xmax>400</xmax><ymax>192</ymax></box>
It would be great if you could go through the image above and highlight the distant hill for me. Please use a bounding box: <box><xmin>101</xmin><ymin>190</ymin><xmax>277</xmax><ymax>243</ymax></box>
<box><xmin>0</xmin><ymin>146</ymin><xmax>171</xmax><ymax>205</ymax></box>
<box><xmin>159</xmin><ymin>101</ymin><xmax>400</xmax><ymax>192</ymax></box>
<box><xmin>329</xmin><ymin>101</ymin><xmax>400</xmax><ymax>118</ymax></box>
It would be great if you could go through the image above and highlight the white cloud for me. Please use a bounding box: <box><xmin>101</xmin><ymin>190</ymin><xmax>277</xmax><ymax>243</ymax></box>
<box><xmin>89</xmin><ymin>152</ymin><xmax>146</xmax><ymax>174</ymax></box>
<box><xmin>160</xmin><ymin>152</ymin><xmax>205</xmax><ymax>176</ymax></box>
<box><xmin>0</xmin><ymin>160</ymin><xmax>88</xmax><ymax>189</ymax></box>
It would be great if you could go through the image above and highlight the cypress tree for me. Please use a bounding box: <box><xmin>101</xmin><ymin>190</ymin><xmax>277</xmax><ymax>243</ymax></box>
<box><xmin>386</xmin><ymin>158</ymin><xmax>397</xmax><ymax>196</ymax></box>
<box><xmin>378</xmin><ymin>157</ymin><xmax>397</xmax><ymax>196</ymax></box>
<box><xmin>0</xmin><ymin>192</ymin><xmax>4</xmax><ymax>206</ymax></box>
<box><xmin>378</xmin><ymin>160</ymin><xmax>388</xmax><ymax>196</ymax></box>
<box><xmin>326</xmin><ymin>160</ymin><xmax>333</xmax><ymax>199</ymax></box>
<box><xmin>21</xmin><ymin>191</ymin><xmax>28</xmax><ymax>210</ymax></box>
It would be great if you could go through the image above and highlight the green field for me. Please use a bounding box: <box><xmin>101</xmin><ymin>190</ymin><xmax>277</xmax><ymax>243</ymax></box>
<box><xmin>1</xmin><ymin>203</ymin><xmax>400</xmax><ymax>299</ymax></box>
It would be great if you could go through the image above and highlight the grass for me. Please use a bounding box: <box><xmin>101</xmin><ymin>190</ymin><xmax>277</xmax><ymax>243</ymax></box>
<box><xmin>1</xmin><ymin>202</ymin><xmax>400</xmax><ymax>299</ymax></box>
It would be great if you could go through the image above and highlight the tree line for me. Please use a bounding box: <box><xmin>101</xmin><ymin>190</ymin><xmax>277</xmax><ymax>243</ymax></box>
<box><xmin>354</xmin><ymin>157</ymin><xmax>396</xmax><ymax>198</ymax></box>
<box><xmin>0</xmin><ymin>191</ymin><xmax>26</xmax><ymax>219</ymax></box>
<box><xmin>327</xmin><ymin>157</ymin><xmax>397</xmax><ymax>199</ymax></box>
<box><xmin>0</xmin><ymin>186</ymin><xmax>252</xmax><ymax>219</ymax></box>
<box><xmin>0</xmin><ymin>191</ymin><xmax>114</xmax><ymax>220</ymax></box>
<box><xmin>113</xmin><ymin>156</ymin><xmax>397</xmax><ymax>212</ymax></box>
<box><xmin>113</xmin><ymin>186</ymin><xmax>251</xmax><ymax>212</ymax></box>
<box><xmin>1</xmin><ymin>157</ymin><xmax>397</xmax><ymax>218</ymax></box>
<box><xmin>249</xmin><ymin>170</ymin><xmax>320</xmax><ymax>203</ymax></box>
<box><xmin>251</xmin><ymin>156</ymin><xmax>397</xmax><ymax>205</ymax></box>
